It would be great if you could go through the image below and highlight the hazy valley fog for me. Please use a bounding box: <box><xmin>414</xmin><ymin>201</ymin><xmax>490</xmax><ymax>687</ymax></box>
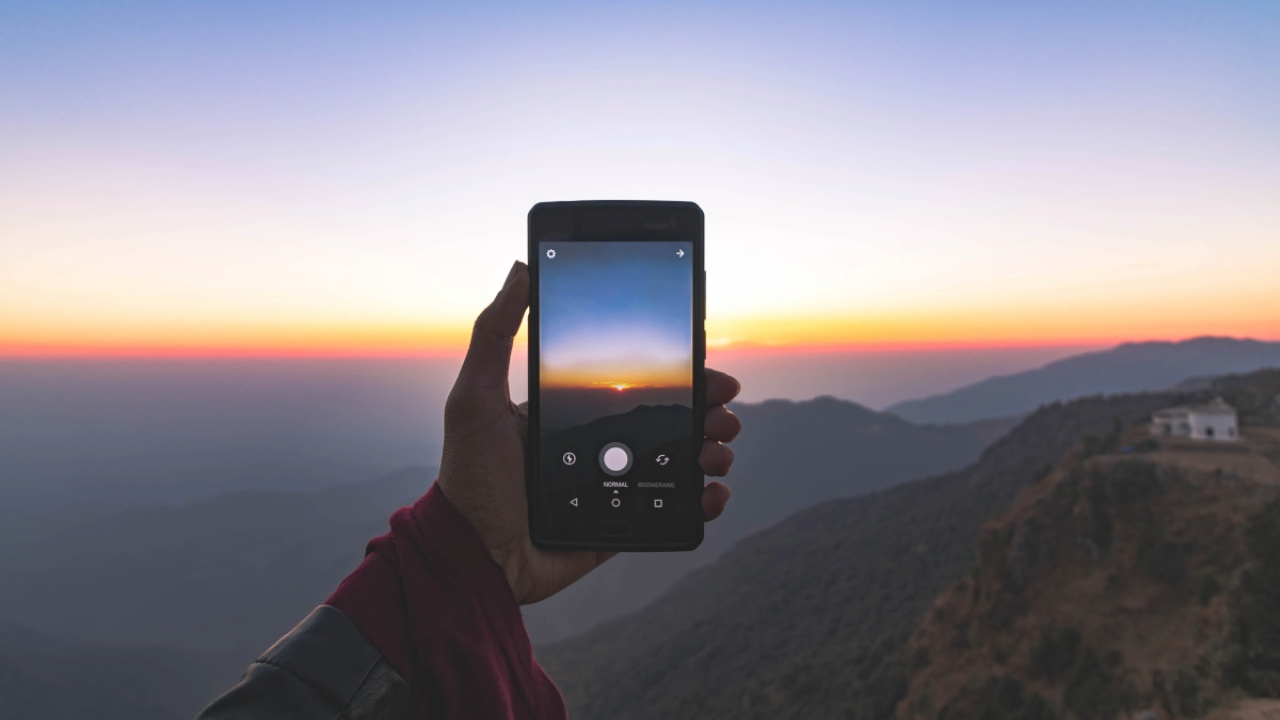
<box><xmin>0</xmin><ymin>346</ymin><xmax>1089</xmax><ymax>517</ymax></box>
<box><xmin>0</xmin><ymin>359</ymin><xmax>455</xmax><ymax>517</ymax></box>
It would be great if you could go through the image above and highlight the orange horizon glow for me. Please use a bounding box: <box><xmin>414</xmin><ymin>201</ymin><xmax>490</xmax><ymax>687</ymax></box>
<box><xmin>4</xmin><ymin>266</ymin><xmax>1279</xmax><ymax>361</ymax></box>
<box><xmin>7</xmin><ymin>280</ymin><xmax>1275</xmax><ymax>359</ymax></box>
<box><xmin>540</xmin><ymin>362</ymin><xmax>692</xmax><ymax>389</ymax></box>
<box><xmin>4</xmin><ymin>304</ymin><xmax>1276</xmax><ymax>360</ymax></box>
<box><xmin>4</xmin><ymin>330</ymin><xmax>1278</xmax><ymax>361</ymax></box>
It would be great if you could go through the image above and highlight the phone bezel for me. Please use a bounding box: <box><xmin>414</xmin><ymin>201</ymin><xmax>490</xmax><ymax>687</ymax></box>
<box><xmin>526</xmin><ymin>200</ymin><xmax>706</xmax><ymax>552</ymax></box>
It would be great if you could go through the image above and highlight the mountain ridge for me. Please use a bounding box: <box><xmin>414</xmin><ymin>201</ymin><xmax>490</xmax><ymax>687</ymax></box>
<box><xmin>886</xmin><ymin>337</ymin><xmax>1280</xmax><ymax>424</ymax></box>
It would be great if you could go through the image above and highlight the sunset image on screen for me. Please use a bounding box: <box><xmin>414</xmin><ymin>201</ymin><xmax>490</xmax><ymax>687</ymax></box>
<box><xmin>538</xmin><ymin>241</ymin><xmax>693</xmax><ymax>434</ymax></box>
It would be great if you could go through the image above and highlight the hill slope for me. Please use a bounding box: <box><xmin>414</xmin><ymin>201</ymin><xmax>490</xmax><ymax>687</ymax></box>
<box><xmin>0</xmin><ymin>465</ymin><xmax>435</xmax><ymax>674</ymax></box>
<box><xmin>886</xmin><ymin>337</ymin><xmax>1280</xmax><ymax>424</ymax></box>
<box><xmin>899</xmin><ymin>393</ymin><xmax>1280</xmax><ymax>719</ymax></box>
<box><xmin>540</xmin><ymin>388</ymin><xmax>1208</xmax><ymax>719</ymax></box>
<box><xmin>0</xmin><ymin>623</ymin><xmax>221</xmax><ymax>720</ymax></box>
<box><xmin>521</xmin><ymin>397</ymin><xmax>1015</xmax><ymax>642</ymax></box>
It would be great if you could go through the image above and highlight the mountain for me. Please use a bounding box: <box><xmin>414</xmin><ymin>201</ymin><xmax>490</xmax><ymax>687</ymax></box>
<box><xmin>540</xmin><ymin>369</ymin><xmax>1280</xmax><ymax>720</ymax></box>
<box><xmin>0</xmin><ymin>623</ymin><xmax>221</xmax><ymax>720</ymax></box>
<box><xmin>521</xmin><ymin>397</ymin><xmax>1018</xmax><ymax>642</ymax></box>
<box><xmin>0</xmin><ymin>465</ymin><xmax>435</xmax><ymax>676</ymax></box>
<box><xmin>539</xmin><ymin>386</ymin><xmax>690</xmax><ymax>433</ymax></box>
<box><xmin>898</xmin><ymin>381</ymin><xmax>1280</xmax><ymax>719</ymax></box>
<box><xmin>886</xmin><ymin>337</ymin><xmax>1280</xmax><ymax>424</ymax></box>
<box><xmin>0</xmin><ymin>396</ymin><xmax>1013</xmax><ymax>710</ymax></box>
<box><xmin>539</xmin><ymin>383</ymin><xmax>1237</xmax><ymax>719</ymax></box>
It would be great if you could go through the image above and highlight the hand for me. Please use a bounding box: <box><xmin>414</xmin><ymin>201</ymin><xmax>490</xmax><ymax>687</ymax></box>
<box><xmin>437</xmin><ymin>260</ymin><xmax>741</xmax><ymax>605</ymax></box>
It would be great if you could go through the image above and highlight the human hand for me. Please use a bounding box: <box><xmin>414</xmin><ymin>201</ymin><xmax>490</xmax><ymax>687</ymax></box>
<box><xmin>437</xmin><ymin>260</ymin><xmax>740</xmax><ymax>605</ymax></box>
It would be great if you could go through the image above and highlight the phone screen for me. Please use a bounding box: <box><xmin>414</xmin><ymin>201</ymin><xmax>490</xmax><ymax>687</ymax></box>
<box><xmin>533</xmin><ymin>238</ymin><xmax>700</xmax><ymax>546</ymax></box>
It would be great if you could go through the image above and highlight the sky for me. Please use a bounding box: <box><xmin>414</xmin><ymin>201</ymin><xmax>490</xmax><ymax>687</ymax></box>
<box><xmin>2</xmin><ymin>1</ymin><xmax>1279</xmax><ymax>358</ymax></box>
<box><xmin>539</xmin><ymin>241</ymin><xmax>693</xmax><ymax>389</ymax></box>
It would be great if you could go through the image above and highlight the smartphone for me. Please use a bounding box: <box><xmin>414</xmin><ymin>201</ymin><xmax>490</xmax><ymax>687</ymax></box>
<box><xmin>527</xmin><ymin>200</ymin><xmax>706</xmax><ymax>551</ymax></box>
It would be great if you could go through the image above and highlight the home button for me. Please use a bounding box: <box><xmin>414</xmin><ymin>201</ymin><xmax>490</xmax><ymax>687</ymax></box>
<box><xmin>599</xmin><ymin>521</ymin><xmax>633</xmax><ymax>538</ymax></box>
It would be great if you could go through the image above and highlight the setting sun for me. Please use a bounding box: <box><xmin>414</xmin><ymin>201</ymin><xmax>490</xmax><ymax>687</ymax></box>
<box><xmin>588</xmin><ymin>381</ymin><xmax>636</xmax><ymax>392</ymax></box>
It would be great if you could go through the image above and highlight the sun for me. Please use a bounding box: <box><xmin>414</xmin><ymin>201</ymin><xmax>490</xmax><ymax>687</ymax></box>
<box><xmin>590</xmin><ymin>380</ymin><xmax>637</xmax><ymax>392</ymax></box>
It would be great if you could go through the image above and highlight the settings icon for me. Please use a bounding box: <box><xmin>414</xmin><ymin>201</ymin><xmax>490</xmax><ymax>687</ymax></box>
<box><xmin>546</xmin><ymin>249</ymin><xmax>556</xmax><ymax>259</ymax></box>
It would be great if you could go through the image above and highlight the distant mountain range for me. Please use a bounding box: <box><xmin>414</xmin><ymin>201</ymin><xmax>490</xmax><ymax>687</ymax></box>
<box><xmin>540</xmin><ymin>369</ymin><xmax>1280</xmax><ymax>720</ymax></box>
<box><xmin>0</xmin><ymin>359</ymin><xmax>454</xmax><ymax>518</ymax></box>
<box><xmin>886</xmin><ymin>337</ymin><xmax>1280</xmax><ymax>424</ymax></box>
<box><xmin>539</xmin><ymin>386</ymin><xmax>690</xmax><ymax>434</ymax></box>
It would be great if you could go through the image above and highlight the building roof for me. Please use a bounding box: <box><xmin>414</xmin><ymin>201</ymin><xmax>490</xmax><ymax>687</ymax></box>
<box><xmin>1188</xmin><ymin>396</ymin><xmax>1236</xmax><ymax>416</ymax></box>
<box><xmin>1152</xmin><ymin>396</ymin><xmax>1236</xmax><ymax>418</ymax></box>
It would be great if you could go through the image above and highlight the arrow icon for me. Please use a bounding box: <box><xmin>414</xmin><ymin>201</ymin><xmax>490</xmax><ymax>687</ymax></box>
<box><xmin>676</xmin><ymin>249</ymin><xmax>685</xmax><ymax>258</ymax></box>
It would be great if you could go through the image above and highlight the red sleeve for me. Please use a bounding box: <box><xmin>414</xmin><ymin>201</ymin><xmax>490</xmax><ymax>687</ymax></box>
<box><xmin>326</xmin><ymin>483</ymin><xmax>566</xmax><ymax>720</ymax></box>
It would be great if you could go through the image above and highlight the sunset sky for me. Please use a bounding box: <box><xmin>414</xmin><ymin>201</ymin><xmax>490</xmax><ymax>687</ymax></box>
<box><xmin>2</xmin><ymin>1</ymin><xmax>1278</xmax><ymax>358</ymax></box>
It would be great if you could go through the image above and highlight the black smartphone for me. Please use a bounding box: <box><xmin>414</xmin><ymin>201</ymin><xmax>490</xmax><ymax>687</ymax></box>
<box><xmin>527</xmin><ymin>200</ymin><xmax>706</xmax><ymax>551</ymax></box>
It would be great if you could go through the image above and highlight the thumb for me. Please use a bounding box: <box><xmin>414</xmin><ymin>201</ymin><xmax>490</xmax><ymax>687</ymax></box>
<box><xmin>457</xmin><ymin>261</ymin><xmax>529</xmax><ymax>394</ymax></box>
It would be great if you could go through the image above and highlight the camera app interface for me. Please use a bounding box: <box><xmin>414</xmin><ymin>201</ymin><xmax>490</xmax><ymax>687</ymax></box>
<box><xmin>538</xmin><ymin>240</ymin><xmax>694</xmax><ymax>525</ymax></box>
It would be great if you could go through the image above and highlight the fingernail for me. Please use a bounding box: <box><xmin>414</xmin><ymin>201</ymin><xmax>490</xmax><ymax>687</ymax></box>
<box><xmin>501</xmin><ymin>261</ymin><xmax>520</xmax><ymax>292</ymax></box>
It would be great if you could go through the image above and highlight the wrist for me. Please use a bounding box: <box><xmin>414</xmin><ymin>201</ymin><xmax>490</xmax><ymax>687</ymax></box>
<box><xmin>488</xmin><ymin>542</ymin><xmax>529</xmax><ymax>604</ymax></box>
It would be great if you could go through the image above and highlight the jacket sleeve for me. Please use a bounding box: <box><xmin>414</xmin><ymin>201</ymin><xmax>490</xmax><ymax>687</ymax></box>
<box><xmin>326</xmin><ymin>483</ymin><xmax>566</xmax><ymax>719</ymax></box>
<box><xmin>195</xmin><ymin>605</ymin><xmax>418</xmax><ymax>719</ymax></box>
<box><xmin>196</xmin><ymin>483</ymin><xmax>566</xmax><ymax>720</ymax></box>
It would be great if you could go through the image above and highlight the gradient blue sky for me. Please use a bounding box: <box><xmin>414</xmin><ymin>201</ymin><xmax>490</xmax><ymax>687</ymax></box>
<box><xmin>539</xmin><ymin>241</ymin><xmax>692</xmax><ymax>387</ymax></box>
<box><xmin>2</xmin><ymin>1</ymin><xmax>1278</xmax><ymax>354</ymax></box>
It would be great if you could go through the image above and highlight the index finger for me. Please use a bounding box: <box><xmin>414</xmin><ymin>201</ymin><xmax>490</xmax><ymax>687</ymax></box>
<box><xmin>705</xmin><ymin>368</ymin><xmax>741</xmax><ymax>406</ymax></box>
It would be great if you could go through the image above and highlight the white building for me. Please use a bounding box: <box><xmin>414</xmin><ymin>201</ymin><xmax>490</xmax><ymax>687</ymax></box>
<box><xmin>1151</xmin><ymin>397</ymin><xmax>1238</xmax><ymax>442</ymax></box>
